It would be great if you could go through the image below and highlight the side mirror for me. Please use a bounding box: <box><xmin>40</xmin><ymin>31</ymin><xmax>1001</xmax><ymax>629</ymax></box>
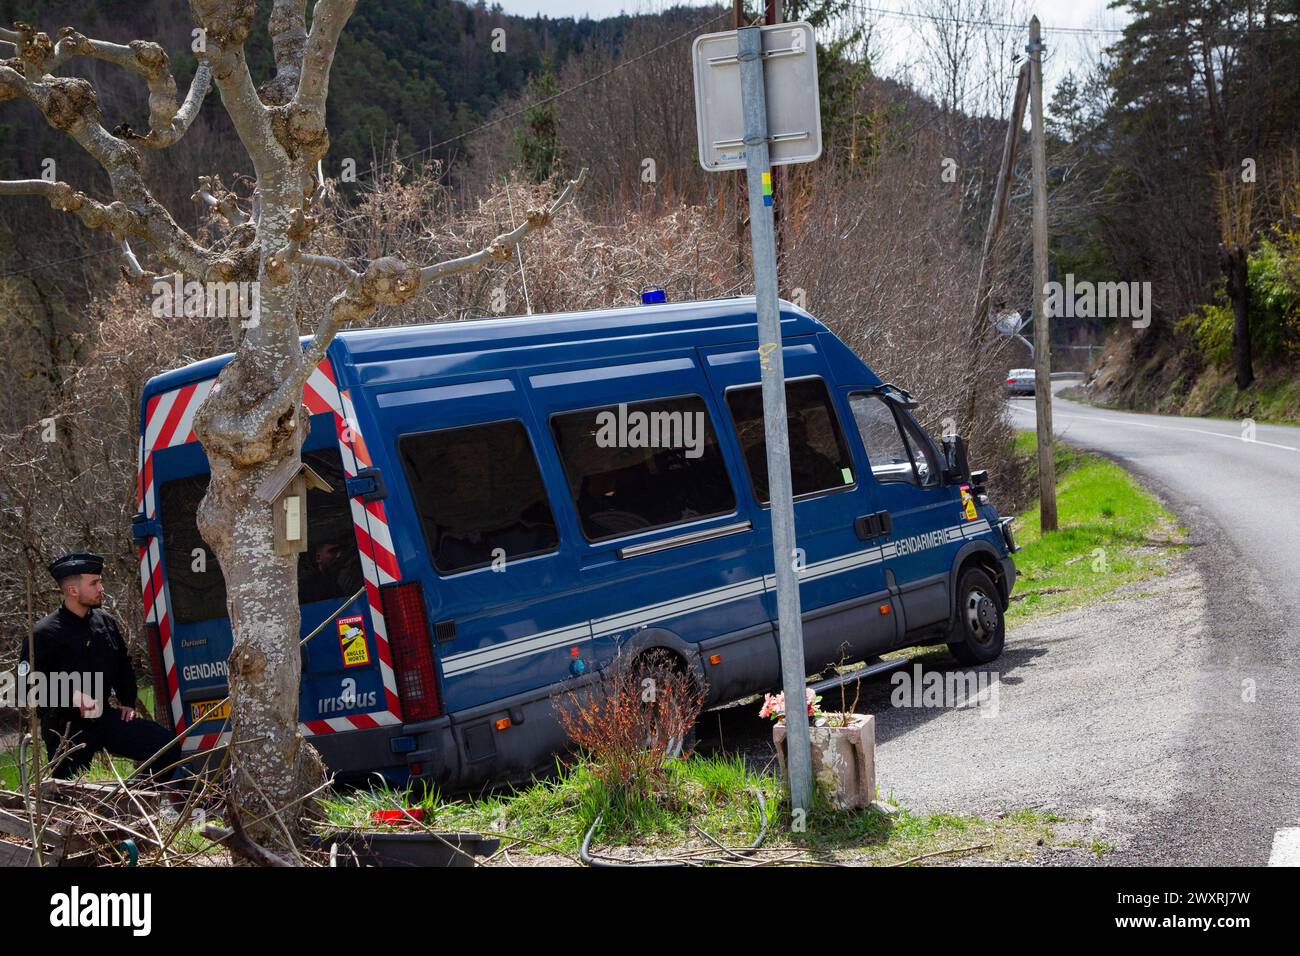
<box><xmin>941</xmin><ymin>435</ymin><xmax>970</xmax><ymax>485</ymax></box>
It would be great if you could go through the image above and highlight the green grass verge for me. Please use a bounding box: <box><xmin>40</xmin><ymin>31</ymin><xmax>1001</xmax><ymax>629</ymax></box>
<box><xmin>1007</xmin><ymin>432</ymin><xmax>1186</xmax><ymax>621</ymax></box>
<box><xmin>318</xmin><ymin>754</ymin><xmax>1071</xmax><ymax>865</ymax></box>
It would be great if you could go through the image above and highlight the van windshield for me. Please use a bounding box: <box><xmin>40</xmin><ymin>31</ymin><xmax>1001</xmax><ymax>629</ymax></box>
<box><xmin>157</xmin><ymin>447</ymin><xmax>363</xmax><ymax>624</ymax></box>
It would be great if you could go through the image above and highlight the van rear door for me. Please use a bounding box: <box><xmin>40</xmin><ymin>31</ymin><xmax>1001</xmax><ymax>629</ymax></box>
<box><xmin>145</xmin><ymin>407</ymin><xmax>388</xmax><ymax>744</ymax></box>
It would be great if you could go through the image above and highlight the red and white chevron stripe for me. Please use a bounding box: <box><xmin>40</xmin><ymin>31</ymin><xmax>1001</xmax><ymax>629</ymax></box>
<box><xmin>137</xmin><ymin>358</ymin><xmax>403</xmax><ymax>753</ymax></box>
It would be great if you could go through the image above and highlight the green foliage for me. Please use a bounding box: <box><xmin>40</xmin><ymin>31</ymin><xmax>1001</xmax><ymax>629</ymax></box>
<box><xmin>514</xmin><ymin>59</ymin><xmax>566</xmax><ymax>182</ymax></box>
<box><xmin>784</xmin><ymin>0</ymin><xmax>874</xmax><ymax>167</ymax></box>
<box><xmin>1180</xmin><ymin>237</ymin><xmax>1300</xmax><ymax>368</ymax></box>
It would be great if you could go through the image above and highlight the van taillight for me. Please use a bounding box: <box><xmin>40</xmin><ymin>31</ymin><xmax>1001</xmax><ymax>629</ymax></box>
<box><xmin>379</xmin><ymin>582</ymin><xmax>442</xmax><ymax>723</ymax></box>
<box><xmin>144</xmin><ymin>623</ymin><xmax>174</xmax><ymax>732</ymax></box>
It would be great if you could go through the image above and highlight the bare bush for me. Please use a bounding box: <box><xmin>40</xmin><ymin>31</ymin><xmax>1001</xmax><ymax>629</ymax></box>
<box><xmin>557</xmin><ymin>650</ymin><xmax>705</xmax><ymax>801</ymax></box>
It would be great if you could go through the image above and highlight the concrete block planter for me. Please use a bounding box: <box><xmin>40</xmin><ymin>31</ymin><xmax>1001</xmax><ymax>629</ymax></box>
<box><xmin>773</xmin><ymin>713</ymin><xmax>876</xmax><ymax>811</ymax></box>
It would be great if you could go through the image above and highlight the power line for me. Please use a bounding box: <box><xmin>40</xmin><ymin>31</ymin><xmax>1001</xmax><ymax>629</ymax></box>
<box><xmin>852</xmin><ymin>3</ymin><xmax>1128</xmax><ymax>37</ymax></box>
<box><xmin>0</xmin><ymin>246</ymin><xmax>111</xmax><ymax>280</ymax></box>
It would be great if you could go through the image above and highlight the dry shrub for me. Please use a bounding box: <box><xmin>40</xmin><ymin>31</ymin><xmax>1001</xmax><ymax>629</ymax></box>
<box><xmin>556</xmin><ymin>650</ymin><xmax>705</xmax><ymax>801</ymax></box>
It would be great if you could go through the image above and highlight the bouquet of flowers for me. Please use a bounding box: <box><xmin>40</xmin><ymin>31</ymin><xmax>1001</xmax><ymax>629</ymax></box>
<box><xmin>758</xmin><ymin>687</ymin><xmax>822</xmax><ymax>722</ymax></box>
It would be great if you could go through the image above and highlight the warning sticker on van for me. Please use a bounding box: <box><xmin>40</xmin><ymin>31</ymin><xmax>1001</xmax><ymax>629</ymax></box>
<box><xmin>338</xmin><ymin>615</ymin><xmax>370</xmax><ymax>667</ymax></box>
<box><xmin>960</xmin><ymin>485</ymin><xmax>978</xmax><ymax>521</ymax></box>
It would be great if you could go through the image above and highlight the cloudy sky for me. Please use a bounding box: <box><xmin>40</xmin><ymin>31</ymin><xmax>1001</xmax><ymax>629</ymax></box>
<box><xmin>490</xmin><ymin>0</ymin><xmax>1129</xmax><ymax>33</ymax></box>
<box><xmin>488</xmin><ymin>0</ymin><xmax>1133</xmax><ymax>94</ymax></box>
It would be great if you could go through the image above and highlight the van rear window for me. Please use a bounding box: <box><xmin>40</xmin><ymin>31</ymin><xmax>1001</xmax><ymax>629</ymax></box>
<box><xmin>399</xmin><ymin>419</ymin><xmax>559</xmax><ymax>575</ymax></box>
<box><xmin>550</xmin><ymin>395</ymin><xmax>736</xmax><ymax>542</ymax></box>
<box><xmin>726</xmin><ymin>378</ymin><xmax>855</xmax><ymax>503</ymax></box>
<box><xmin>157</xmin><ymin>447</ymin><xmax>363</xmax><ymax>624</ymax></box>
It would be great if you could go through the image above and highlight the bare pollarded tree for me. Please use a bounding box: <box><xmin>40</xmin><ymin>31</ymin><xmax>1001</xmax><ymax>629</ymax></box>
<box><xmin>0</xmin><ymin>1</ymin><xmax>583</xmax><ymax>852</ymax></box>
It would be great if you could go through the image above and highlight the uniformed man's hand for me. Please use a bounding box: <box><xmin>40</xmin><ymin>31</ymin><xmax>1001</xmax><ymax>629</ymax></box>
<box><xmin>119</xmin><ymin>706</ymin><xmax>136</xmax><ymax>722</ymax></box>
<box><xmin>72</xmin><ymin>689</ymin><xmax>102</xmax><ymax>719</ymax></box>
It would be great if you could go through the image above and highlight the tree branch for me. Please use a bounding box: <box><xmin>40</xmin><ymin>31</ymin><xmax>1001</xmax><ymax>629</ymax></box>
<box><xmin>44</xmin><ymin>31</ymin><xmax>212</xmax><ymax>147</ymax></box>
<box><xmin>189</xmin><ymin>0</ymin><xmax>281</xmax><ymax>174</ymax></box>
<box><xmin>418</xmin><ymin>168</ymin><xmax>587</xmax><ymax>284</ymax></box>
<box><xmin>0</xmin><ymin>178</ymin><xmax>134</xmax><ymax>233</ymax></box>
<box><xmin>201</xmin><ymin>799</ymin><xmax>294</xmax><ymax>867</ymax></box>
<box><xmin>294</xmin><ymin>0</ymin><xmax>354</xmax><ymax>117</ymax></box>
<box><xmin>279</xmin><ymin>0</ymin><xmax>355</xmax><ymax>164</ymax></box>
<box><xmin>151</xmin><ymin>61</ymin><xmax>212</xmax><ymax>148</ymax></box>
<box><xmin>120</xmin><ymin>239</ymin><xmax>177</xmax><ymax>287</ymax></box>
<box><xmin>263</xmin><ymin>0</ymin><xmax>308</xmax><ymax>105</ymax></box>
<box><xmin>200</xmin><ymin>170</ymin><xmax>587</xmax><ymax>456</ymax></box>
<box><xmin>292</xmin><ymin>251</ymin><xmax>358</xmax><ymax>281</ymax></box>
<box><xmin>310</xmin><ymin>169</ymin><xmax>585</xmax><ymax>374</ymax></box>
<box><xmin>0</xmin><ymin>22</ymin><xmax>51</xmax><ymax>78</ymax></box>
<box><xmin>0</xmin><ymin>62</ymin><xmax>227</xmax><ymax>280</ymax></box>
<box><xmin>193</xmin><ymin>175</ymin><xmax>248</xmax><ymax>226</ymax></box>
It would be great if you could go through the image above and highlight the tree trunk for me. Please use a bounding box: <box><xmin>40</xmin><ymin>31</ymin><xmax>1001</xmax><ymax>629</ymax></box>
<box><xmin>192</xmin><ymin>174</ymin><xmax>329</xmax><ymax>854</ymax></box>
<box><xmin>1221</xmin><ymin>242</ymin><xmax>1253</xmax><ymax>390</ymax></box>
<box><xmin>195</xmin><ymin>382</ymin><xmax>326</xmax><ymax>853</ymax></box>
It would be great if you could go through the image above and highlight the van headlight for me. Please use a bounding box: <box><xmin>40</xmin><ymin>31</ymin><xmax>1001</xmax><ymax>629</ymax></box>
<box><xmin>998</xmin><ymin>517</ymin><xmax>1018</xmax><ymax>553</ymax></box>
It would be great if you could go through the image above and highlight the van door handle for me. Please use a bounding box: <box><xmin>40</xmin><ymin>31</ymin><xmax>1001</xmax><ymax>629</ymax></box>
<box><xmin>854</xmin><ymin>511</ymin><xmax>892</xmax><ymax>540</ymax></box>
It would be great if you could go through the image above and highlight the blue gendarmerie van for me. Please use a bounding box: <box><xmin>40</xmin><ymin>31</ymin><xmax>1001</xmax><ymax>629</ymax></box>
<box><xmin>132</xmin><ymin>296</ymin><xmax>1017</xmax><ymax>789</ymax></box>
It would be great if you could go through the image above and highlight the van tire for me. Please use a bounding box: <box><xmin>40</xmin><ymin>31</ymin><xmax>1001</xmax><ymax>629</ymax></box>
<box><xmin>947</xmin><ymin>567</ymin><xmax>1005</xmax><ymax>665</ymax></box>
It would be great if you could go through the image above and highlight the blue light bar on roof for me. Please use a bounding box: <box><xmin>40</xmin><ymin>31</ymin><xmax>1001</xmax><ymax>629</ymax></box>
<box><xmin>640</xmin><ymin>287</ymin><xmax>667</xmax><ymax>304</ymax></box>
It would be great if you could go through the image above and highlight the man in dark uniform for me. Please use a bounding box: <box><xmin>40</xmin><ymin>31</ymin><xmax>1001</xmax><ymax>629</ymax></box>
<box><xmin>20</xmin><ymin>551</ymin><xmax>189</xmax><ymax>787</ymax></box>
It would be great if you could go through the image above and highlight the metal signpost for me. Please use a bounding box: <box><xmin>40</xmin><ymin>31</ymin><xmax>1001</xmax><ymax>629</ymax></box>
<box><xmin>693</xmin><ymin>22</ymin><xmax>822</xmax><ymax>814</ymax></box>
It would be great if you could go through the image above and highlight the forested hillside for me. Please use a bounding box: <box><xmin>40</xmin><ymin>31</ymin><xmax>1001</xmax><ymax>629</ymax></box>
<box><xmin>1053</xmin><ymin>0</ymin><xmax>1300</xmax><ymax>420</ymax></box>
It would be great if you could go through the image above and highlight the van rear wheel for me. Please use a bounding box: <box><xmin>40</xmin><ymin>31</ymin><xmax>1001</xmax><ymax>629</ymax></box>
<box><xmin>947</xmin><ymin>567</ymin><xmax>1005</xmax><ymax>665</ymax></box>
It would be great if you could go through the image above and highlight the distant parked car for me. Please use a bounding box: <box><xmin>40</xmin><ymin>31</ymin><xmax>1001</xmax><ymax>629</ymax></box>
<box><xmin>1005</xmin><ymin>368</ymin><xmax>1035</xmax><ymax>396</ymax></box>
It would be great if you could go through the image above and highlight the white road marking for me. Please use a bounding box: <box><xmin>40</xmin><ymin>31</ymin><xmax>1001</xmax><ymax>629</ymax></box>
<box><xmin>1009</xmin><ymin>403</ymin><xmax>1300</xmax><ymax>453</ymax></box>
<box><xmin>1268</xmin><ymin>828</ymin><xmax>1300</xmax><ymax>866</ymax></box>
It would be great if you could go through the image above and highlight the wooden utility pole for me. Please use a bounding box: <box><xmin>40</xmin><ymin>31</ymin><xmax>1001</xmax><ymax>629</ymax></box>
<box><xmin>1029</xmin><ymin>15</ymin><xmax>1058</xmax><ymax>531</ymax></box>
<box><xmin>966</xmin><ymin>59</ymin><xmax>1030</xmax><ymax>426</ymax></box>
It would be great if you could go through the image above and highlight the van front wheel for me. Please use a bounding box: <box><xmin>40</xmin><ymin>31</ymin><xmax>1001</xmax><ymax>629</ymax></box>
<box><xmin>947</xmin><ymin>567</ymin><xmax>1005</xmax><ymax>665</ymax></box>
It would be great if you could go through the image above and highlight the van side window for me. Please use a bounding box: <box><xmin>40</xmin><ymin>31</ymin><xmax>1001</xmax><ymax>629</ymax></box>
<box><xmin>725</xmin><ymin>378</ymin><xmax>854</xmax><ymax>503</ymax></box>
<box><xmin>849</xmin><ymin>393</ymin><xmax>938</xmax><ymax>486</ymax></box>
<box><xmin>158</xmin><ymin>446</ymin><xmax>363</xmax><ymax>623</ymax></box>
<box><xmin>550</xmin><ymin>396</ymin><xmax>736</xmax><ymax>542</ymax></box>
<box><xmin>399</xmin><ymin>420</ymin><xmax>559</xmax><ymax>575</ymax></box>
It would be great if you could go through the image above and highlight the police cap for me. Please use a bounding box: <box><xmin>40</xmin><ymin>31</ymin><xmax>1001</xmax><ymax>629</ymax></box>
<box><xmin>48</xmin><ymin>551</ymin><xmax>104</xmax><ymax>581</ymax></box>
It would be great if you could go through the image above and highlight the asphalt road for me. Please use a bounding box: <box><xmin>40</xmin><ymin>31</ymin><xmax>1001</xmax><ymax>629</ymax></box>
<box><xmin>699</xmin><ymin>385</ymin><xmax>1300</xmax><ymax>865</ymax></box>
<box><xmin>1006</xmin><ymin>385</ymin><xmax>1300</xmax><ymax>865</ymax></box>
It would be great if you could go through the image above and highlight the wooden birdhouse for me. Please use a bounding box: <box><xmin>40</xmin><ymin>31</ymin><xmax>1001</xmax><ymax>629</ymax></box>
<box><xmin>256</xmin><ymin>459</ymin><xmax>332</xmax><ymax>556</ymax></box>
